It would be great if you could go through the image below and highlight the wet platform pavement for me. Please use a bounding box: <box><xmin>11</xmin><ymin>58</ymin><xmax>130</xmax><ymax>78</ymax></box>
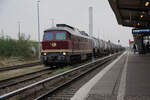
<box><xmin>71</xmin><ymin>51</ymin><xmax>150</xmax><ymax>100</ymax></box>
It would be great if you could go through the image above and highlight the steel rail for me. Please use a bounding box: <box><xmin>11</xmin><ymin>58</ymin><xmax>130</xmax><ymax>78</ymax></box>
<box><xmin>0</xmin><ymin>67</ymin><xmax>49</xmax><ymax>83</ymax></box>
<box><xmin>0</xmin><ymin>68</ymin><xmax>51</xmax><ymax>90</ymax></box>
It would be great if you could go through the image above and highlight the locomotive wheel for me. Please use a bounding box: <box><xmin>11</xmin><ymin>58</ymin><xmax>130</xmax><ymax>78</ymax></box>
<box><xmin>60</xmin><ymin>64</ymin><xmax>65</xmax><ymax>68</ymax></box>
<box><xmin>43</xmin><ymin>61</ymin><xmax>51</xmax><ymax>67</ymax></box>
<box><xmin>69</xmin><ymin>56</ymin><xmax>74</xmax><ymax>65</ymax></box>
<box><xmin>43</xmin><ymin>62</ymin><xmax>48</xmax><ymax>67</ymax></box>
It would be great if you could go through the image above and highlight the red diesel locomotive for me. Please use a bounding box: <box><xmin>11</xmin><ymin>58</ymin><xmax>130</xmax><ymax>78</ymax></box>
<box><xmin>41</xmin><ymin>24</ymin><xmax>93</xmax><ymax>67</ymax></box>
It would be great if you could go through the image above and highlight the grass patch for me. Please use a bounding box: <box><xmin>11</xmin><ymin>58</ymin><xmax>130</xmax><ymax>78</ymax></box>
<box><xmin>0</xmin><ymin>57</ymin><xmax>40</xmax><ymax>68</ymax></box>
<box><xmin>0</xmin><ymin>65</ymin><xmax>46</xmax><ymax>81</ymax></box>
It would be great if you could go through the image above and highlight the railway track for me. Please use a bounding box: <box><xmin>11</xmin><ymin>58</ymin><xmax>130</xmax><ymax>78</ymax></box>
<box><xmin>0</xmin><ymin>61</ymin><xmax>42</xmax><ymax>72</ymax></box>
<box><xmin>0</xmin><ymin>52</ymin><xmax>121</xmax><ymax>100</ymax></box>
<box><xmin>35</xmin><ymin>54</ymin><xmax>118</xmax><ymax>100</ymax></box>
<box><xmin>0</xmin><ymin>67</ymin><xmax>53</xmax><ymax>95</ymax></box>
<box><xmin>0</xmin><ymin>58</ymin><xmax>95</xmax><ymax>95</ymax></box>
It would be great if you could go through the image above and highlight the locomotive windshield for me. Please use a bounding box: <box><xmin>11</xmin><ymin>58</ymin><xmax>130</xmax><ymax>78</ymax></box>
<box><xmin>56</xmin><ymin>32</ymin><xmax>66</xmax><ymax>40</ymax></box>
<box><xmin>43</xmin><ymin>32</ymin><xmax>53</xmax><ymax>40</ymax></box>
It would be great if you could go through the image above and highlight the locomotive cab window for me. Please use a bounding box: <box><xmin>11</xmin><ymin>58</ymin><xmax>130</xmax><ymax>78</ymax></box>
<box><xmin>44</xmin><ymin>32</ymin><xmax>53</xmax><ymax>40</ymax></box>
<box><xmin>56</xmin><ymin>32</ymin><xmax>66</xmax><ymax>40</ymax></box>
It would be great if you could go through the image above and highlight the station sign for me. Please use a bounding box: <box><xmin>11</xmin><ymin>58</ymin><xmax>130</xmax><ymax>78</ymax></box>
<box><xmin>132</xmin><ymin>29</ymin><xmax>150</xmax><ymax>34</ymax></box>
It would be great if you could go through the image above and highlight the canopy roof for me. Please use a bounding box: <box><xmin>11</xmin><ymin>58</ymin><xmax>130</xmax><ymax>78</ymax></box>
<box><xmin>108</xmin><ymin>0</ymin><xmax>150</xmax><ymax>28</ymax></box>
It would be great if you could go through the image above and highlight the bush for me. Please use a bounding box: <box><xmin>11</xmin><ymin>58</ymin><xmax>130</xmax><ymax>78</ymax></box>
<box><xmin>0</xmin><ymin>34</ymin><xmax>33</xmax><ymax>58</ymax></box>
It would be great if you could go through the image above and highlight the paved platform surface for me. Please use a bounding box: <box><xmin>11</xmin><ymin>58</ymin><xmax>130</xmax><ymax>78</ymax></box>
<box><xmin>125</xmin><ymin>52</ymin><xmax>150</xmax><ymax>100</ymax></box>
<box><xmin>71</xmin><ymin>51</ymin><xmax>150</xmax><ymax>100</ymax></box>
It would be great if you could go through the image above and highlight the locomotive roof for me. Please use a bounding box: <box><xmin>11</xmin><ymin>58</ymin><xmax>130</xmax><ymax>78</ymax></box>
<box><xmin>44</xmin><ymin>25</ymin><xmax>123</xmax><ymax>48</ymax></box>
<box><xmin>44</xmin><ymin>26</ymin><xmax>91</xmax><ymax>39</ymax></box>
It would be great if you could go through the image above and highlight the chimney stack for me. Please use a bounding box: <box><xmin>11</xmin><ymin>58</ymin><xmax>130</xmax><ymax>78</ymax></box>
<box><xmin>89</xmin><ymin>6</ymin><xmax>93</xmax><ymax>37</ymax></box>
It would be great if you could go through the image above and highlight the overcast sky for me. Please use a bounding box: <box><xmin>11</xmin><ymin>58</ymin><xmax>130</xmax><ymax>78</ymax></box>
<box><xmin>0</xmin><ymin>0</ymin><xmax>133</xmax><ymax>46</ymax></box>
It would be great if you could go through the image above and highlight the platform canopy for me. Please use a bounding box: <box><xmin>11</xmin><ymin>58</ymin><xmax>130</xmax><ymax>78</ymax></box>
<box><xmin>108</xmin><ymin>0</ymin><xmax>150</xmax><ymax>28</ymax></box>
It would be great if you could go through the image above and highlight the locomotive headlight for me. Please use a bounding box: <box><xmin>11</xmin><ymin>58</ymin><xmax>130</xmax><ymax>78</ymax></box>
<box><xmin>43</xmin><ymin>52</ymin><xmax>47</xmax><ymax>56</ymax></box>
<box><xmin>63</xmin><ymin>52</ymin><xmax>66</xmax><ymax>56</ymax></box>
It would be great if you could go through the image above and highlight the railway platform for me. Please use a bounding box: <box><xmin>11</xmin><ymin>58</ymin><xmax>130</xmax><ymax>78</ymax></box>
<box><xmin>71</xmin><ymin>51</ymin><xmax>150</xmax><ymax>100</ymax></box>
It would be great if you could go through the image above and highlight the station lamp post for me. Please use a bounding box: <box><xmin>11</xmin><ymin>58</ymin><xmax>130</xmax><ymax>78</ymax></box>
<box><xmin>37</xmin><ymin>0</ymin><xmax>41</xmax><ymax>59</ymax></box>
